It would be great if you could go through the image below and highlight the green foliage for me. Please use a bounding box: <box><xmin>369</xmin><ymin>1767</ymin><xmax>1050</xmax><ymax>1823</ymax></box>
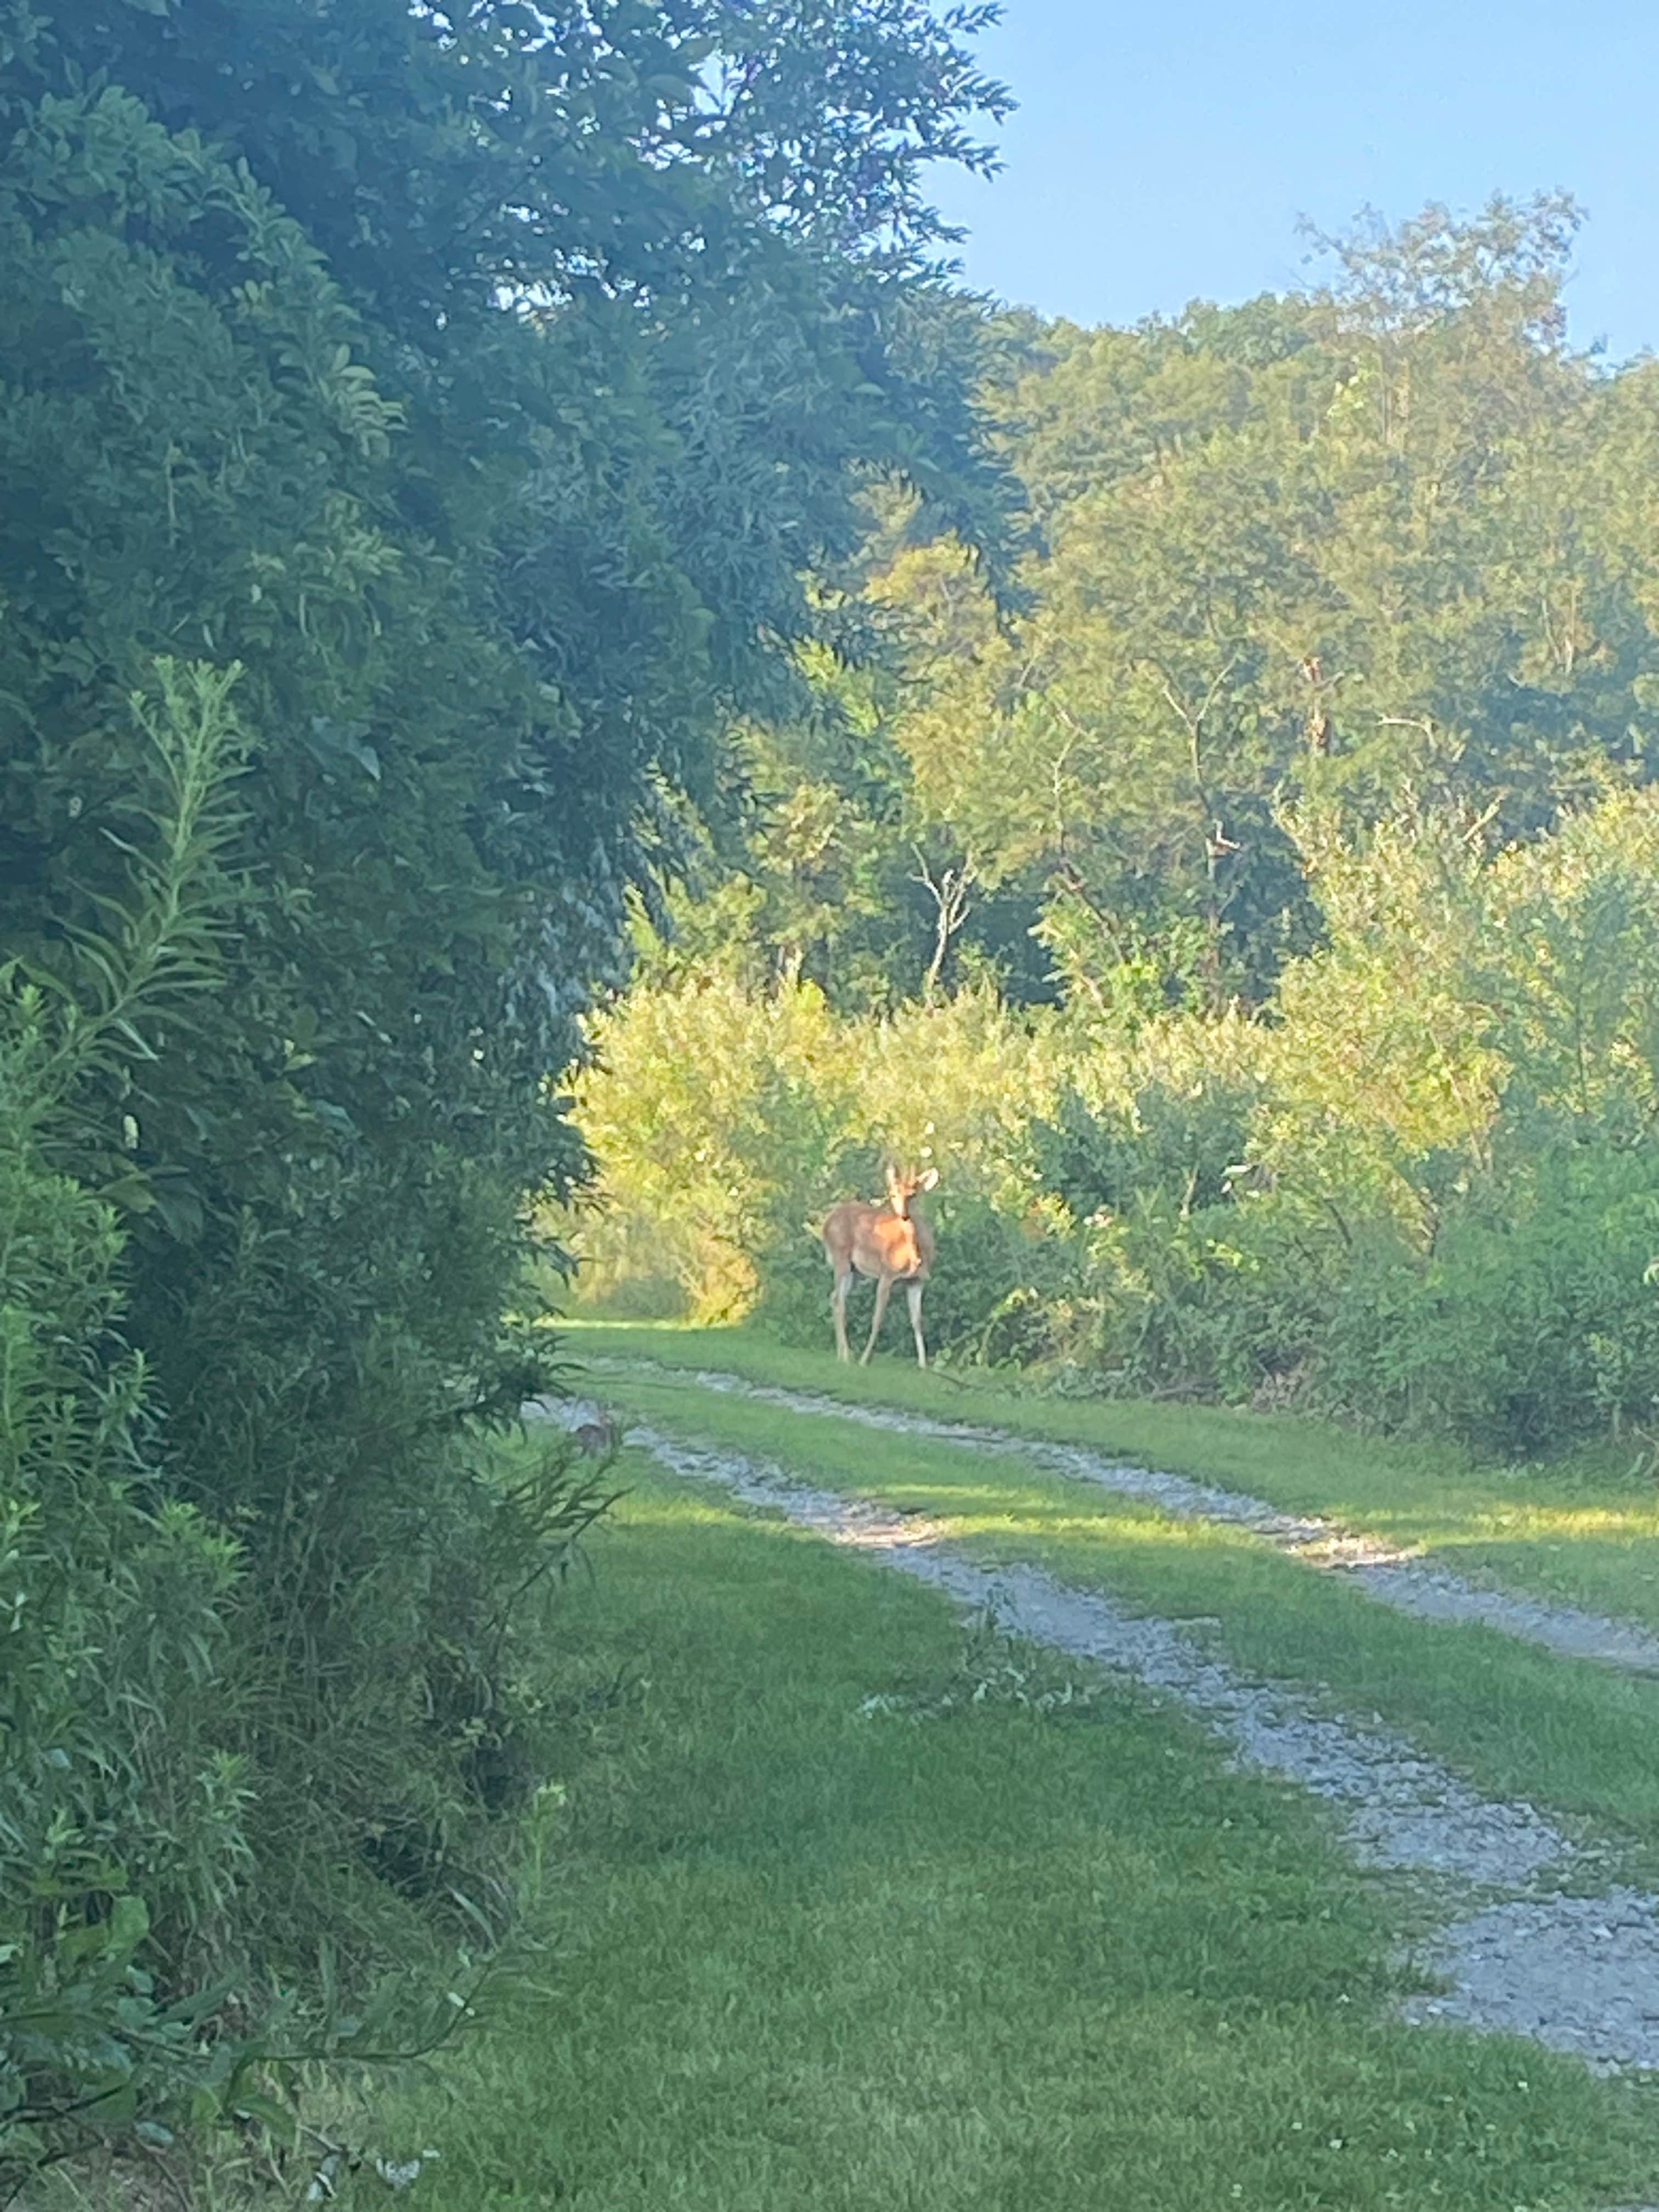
<box><xmin>0</xmin><ymin>0</ymin><xmax>1014</xmax><ymax>2182</ymax></box>
<box><xmin>662</xmin><ymin>195</ymin><xmax>1659</xmax><ymax>1018</ymax></box>
<box><xmin>584</xmin><ymin>772</ymin><xmax>1659</xmax><ymax>1453</ymax></box>
<box><xmin>1313</xmin><ymin>1147</ymin><xmax>1659</xmax><ymax>1453</ymax></box>
<box><xmin>0</xmin><ymin>676</ymin><xmax>254</xmax><ymax>2180</ymax></box>
<box><xmin>583</xmin><ymin>200</ymin><xmax>1659</xmax><ymax>1455</ymax></box>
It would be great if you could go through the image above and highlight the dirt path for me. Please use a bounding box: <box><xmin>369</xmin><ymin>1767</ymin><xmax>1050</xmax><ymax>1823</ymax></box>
<box><xmin>537</xmin><ymin>1391</ymin><xmax>1659</xmax><ymax>2077</ymax></box>
<box><xmin>589</xmin><ymin>1357</ymin><xmax>1659</xmax><ymax>1677</ymax></box>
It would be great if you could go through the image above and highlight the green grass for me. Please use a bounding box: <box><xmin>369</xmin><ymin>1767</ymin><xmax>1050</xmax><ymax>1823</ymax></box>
<box><xmin>577</xmin><ymin>1352</ymin><xmax>1659</xmax><ymax>1864</ymax></box>
<box><xmin>345</xmin><ymin>1468</ymin><xmax>1656</xmax><ymax>2212</ymax></box>
<box><xmin>561</xmin><ymin>1321</ymin><xmax>1659</xmax><ymax>1637</ymax></box>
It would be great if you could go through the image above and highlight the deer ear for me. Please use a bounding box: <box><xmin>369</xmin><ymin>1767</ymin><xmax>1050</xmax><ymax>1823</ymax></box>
<box><xmin>918</xmin><ymin>1166</ymin><xmax>939</xmax><ymax>1191</ymax></box>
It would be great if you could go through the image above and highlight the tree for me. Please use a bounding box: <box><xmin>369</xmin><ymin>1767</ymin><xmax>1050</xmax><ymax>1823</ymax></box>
<box><xmin>0</xmin><ymin>0</ymin><xmax>1015</xmax><ymax>2156</ymax></box>
<box><xmin>891</xmin><ymin>198</ymin><xmax>1659</xmax><ymax>1009</ymax></box>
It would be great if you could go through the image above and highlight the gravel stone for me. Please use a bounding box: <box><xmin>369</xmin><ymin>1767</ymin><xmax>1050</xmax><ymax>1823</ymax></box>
<box><xmin>1401</xmin><ymin>1891</ymin><xmax>1659</xmax><ymax>2069</ymax></box>
<box><xmin>536</xmin><ymin>1391</ymin><xmax>1659</xmax><ymax>2073</ymax></box>
<box><xmin>591</xmin><ymin>1359</ymin><xmax>1659</xmax><ymax>1677</ymax></box>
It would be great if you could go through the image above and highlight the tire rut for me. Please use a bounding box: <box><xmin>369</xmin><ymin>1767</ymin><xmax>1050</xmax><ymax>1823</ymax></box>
<box><xmin>534</xmin><ymin>1391</ymin><xmax>1659</xmax><ymax>2075</ymax></box>
<box><xmin>589</xmin><ymin>1356</ymin><xmax>1659</xmax><ymax>1678</ymax></box>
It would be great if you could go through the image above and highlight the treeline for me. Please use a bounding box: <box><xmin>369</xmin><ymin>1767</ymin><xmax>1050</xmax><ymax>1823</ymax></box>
<box><xmin>0</xmin><ymin>0</ymin><xmax>1011</xmax><ymax>2177</ymax></box>
<box><xmin>577</xmin><ymin>197</ymin><xmax>1659</xmax><ymax>1460</ymax></box>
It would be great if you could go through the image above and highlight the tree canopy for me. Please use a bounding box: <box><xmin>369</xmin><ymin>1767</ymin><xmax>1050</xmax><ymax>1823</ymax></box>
<box><xmin>680</xmin><ymin>195</ymin><xmax>1659</xmax><ymax>1016</ymax></box>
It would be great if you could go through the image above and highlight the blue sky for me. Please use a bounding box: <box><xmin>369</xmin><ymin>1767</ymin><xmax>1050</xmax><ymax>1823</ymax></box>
<box><xmin>928</xmin><ymin>0</ymin><xmax>1659</xmax><ymax>359</ymax></box>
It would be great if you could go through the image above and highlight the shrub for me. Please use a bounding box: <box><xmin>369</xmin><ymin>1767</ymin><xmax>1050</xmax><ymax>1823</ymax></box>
<box><xmin>1313</xmin><ymin>1147</ymin><xmax>1659</xmax><ymax>1453</ymax></box>
<box><xmin>578</xmin><ymin>789</ymin><xmax>1659</xmax><ymax>1459</ymax></box>
<box><xmin>0</xmin><ymin>678</ymin><xmax>253</xmax><ymax>2180</ymax></box>
<box><xmin>0</xmin><ymin>672</ymin><xmax>617</xmax><ymax>2186</ymax></box>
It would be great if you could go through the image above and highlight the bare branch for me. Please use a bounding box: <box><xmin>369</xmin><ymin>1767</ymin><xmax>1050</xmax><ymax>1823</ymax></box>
<box><xmin>911</xmin><ymin>843</ymin><xmax>977</xmax><ymax>1002</ymax></box>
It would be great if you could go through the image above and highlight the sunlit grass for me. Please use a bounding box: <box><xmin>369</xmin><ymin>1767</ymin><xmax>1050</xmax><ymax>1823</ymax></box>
<box><xmin>337</xmin><ymin>1471</ymin><xmax>1656</xmax><ymax>2212</ymax></box>
<box><xmin>563</xmin><ymin>1322</ymin><xmax>1659</xmax><ymax>1634</ymax></box>
<box><xmin>594</xmin><ymin>1364</ymin><xmax>1659</xmax><ymax>1859</ymax></box>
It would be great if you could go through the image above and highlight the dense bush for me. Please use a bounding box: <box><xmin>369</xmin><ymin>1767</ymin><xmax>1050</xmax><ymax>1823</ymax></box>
<box><xmin>1312</xmin><ymin>1147</ymin><xmax>1659</xmax><ymax>1452</ymax></box>
<box><xmin>575</xmin><ymin>782</ymin><xmax>1659</xmax><ymax>1454</ymax></box>
<box><xmin>0</xmin><ymin>0</ymin><xmax>1012</xmax><ymax>2177</ymax></box>
<box><xmin>0</xmin><ymin>678</ymin><xmax>253</xmax><ymax>2175</ymax></box>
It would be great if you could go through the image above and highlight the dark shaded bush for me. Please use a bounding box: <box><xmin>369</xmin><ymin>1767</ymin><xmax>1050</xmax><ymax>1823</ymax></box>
<box><xmin>0</xmin><ymin>679</ymin><xmax>255</xmax><ymax>2179</ymax></box>
<box><xmin>0</xmin><ymin>0</ymin><xmax>1010</xmax><ymax>2176</ymax></box>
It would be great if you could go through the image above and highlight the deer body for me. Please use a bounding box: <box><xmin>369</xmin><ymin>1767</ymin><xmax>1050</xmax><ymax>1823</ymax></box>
<box><xmin>821</xmin><ymin>1166</ymin><xmax>938</xmax><ymax>1368</ymax></box>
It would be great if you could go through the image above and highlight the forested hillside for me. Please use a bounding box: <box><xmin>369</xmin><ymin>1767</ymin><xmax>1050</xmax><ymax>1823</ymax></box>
<box><xmin>575</xmin><ymin>196</ymin><xmax>1659</xmax><ymax>1457</ymax></box>
<box><xmin>0</xmin><ymin>0</ymin><xmax>1010</xmax><ymax>2178</ymax></box>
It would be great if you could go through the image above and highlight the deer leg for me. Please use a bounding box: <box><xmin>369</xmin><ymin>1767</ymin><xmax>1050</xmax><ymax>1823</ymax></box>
<box><xmin>831</xmin><ymin>1267</ymin><xmax>854</xmax><ymax>1362</ymax></box>
<box><xmin>906</xmin><ymin>1280</ymin><xmax>927</xmax><ymax>1369</ymax></box>
<box><xmin>860</xmin><ymin>1273</ymin><xmax>893</xmax><ymax>1364</ymax></box>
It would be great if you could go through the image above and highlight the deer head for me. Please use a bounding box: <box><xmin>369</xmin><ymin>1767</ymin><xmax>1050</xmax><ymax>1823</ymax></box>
<box><xmin>884</xmin><ymin>1162</ymin><xmax>939</xmax><ymax>1216</ymax></box>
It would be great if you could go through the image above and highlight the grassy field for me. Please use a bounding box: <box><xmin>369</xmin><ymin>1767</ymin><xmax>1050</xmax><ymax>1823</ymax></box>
<box><xmin>337</xmin><ymin>1464</ymin><xmax>1656</xmax><ymax>2212</ymax></box>
<box><xmin>562</xmin><ymin>1322</ymin><xmax>1659</xmax><ymax>1637</ymax></box>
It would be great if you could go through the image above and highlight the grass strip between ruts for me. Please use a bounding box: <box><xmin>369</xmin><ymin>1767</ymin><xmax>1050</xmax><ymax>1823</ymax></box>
<box><xmin>561</xmin><ymin>1323</ymin><xmax>1659</xmax><ymax>1644</ymax></box>
<box><xmin>585</xmin><ymin>1348</ymin><xmax>1659</xmax><ymax>1868</ymax></box>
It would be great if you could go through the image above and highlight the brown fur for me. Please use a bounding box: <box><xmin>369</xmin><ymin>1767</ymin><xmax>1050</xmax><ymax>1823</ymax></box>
<box><xmin>571</xmin><ymin>1412</ymin><xmax>619</xmax><ymax>1456</ymax></box>
<box><xmin>821</xmin><ymin>1164</ymin><xmax>939</xmax><ymax>1367</ymax></box>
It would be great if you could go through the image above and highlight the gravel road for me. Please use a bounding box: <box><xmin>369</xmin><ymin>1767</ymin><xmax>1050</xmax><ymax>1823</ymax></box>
<box><xmin>536</xmin><ymin>1388</ymin><xmax>1659</xmax><ymax>2075</ymax></box>
<box><xmin>601</xmin><ymin>1359</ymin><xmax>1659</xmax><ymax>1677</ymax></box>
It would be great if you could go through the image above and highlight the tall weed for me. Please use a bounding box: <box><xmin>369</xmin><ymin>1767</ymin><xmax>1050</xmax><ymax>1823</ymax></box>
<box><xmin>0</xmin><ymin>672</ymin><xmax>255</xmax><ymax>2180</ymax></box>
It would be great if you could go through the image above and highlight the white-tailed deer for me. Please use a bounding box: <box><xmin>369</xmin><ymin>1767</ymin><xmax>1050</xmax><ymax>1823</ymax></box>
<box><xmin>821</xmin><ymin>1164</ymin><xmax>939</xmax><ymax>1368</ymax></box>
<box><xmin>571</xmin><ymin>1410</ymin><xmax>620</xmax><ymax>1457</ymax></box>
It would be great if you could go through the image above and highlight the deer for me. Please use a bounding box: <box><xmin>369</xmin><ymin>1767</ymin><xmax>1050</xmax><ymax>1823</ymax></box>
<box><xmin>571</xmin><ymin>1410</ymin><xmax>620</xmax><ymax>1458</ymax></box>
<box><xmin>820</xmin><ymin>1164</ymin><xmax>939</xmax><ymax>1368</ymax></box>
